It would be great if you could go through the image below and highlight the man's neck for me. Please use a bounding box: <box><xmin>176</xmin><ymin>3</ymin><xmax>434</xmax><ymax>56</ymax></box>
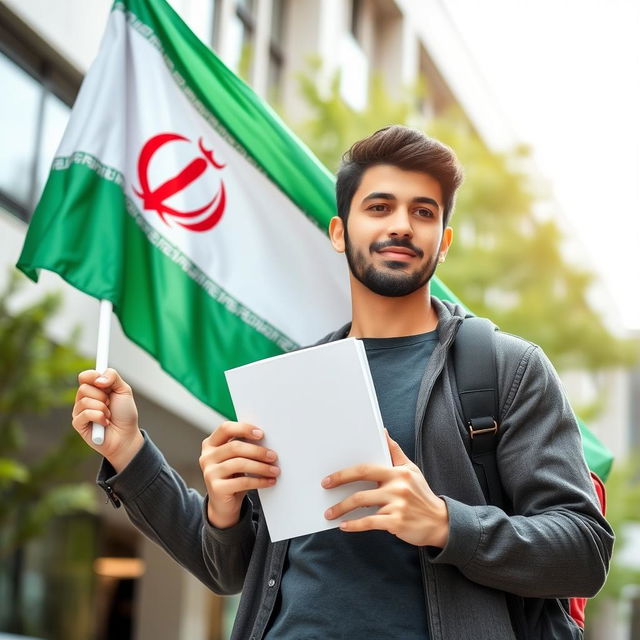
<box><xmin>347</xmin><ymin>278</ymin><xmax>438</xmax><ymax>339</ymax></box>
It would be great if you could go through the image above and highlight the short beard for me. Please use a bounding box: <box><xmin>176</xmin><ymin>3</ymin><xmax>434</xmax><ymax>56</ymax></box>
<box><xmin>344</xmin><ymin>232</ymin><xmax>438</xmax><ymax>298</ymax></box>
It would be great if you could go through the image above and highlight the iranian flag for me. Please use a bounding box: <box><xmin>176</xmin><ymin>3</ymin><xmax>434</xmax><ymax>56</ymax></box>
<box><xmin>16</xmin><ymin>0</ymin><xmax>612</xmax><ymax>477</ymax></box>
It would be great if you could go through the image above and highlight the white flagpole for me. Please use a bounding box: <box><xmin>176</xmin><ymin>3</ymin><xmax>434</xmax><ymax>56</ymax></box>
<box><xmin>92</xmin><ymin>299</ymin><xmax>113</xmax><ymax>445</ymax></box>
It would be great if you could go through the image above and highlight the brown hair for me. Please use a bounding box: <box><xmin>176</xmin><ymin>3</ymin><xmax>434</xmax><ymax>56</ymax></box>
<box><xmin>336</xmin><ymin>125</ymin><xmax>464</xmax><ymax>227</ymax></box>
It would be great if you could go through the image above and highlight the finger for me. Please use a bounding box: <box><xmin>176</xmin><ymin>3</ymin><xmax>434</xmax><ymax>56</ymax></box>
<box><xmin>91</xmin><ymin>368</ymin><xmax>130</xmax><ymax>393</ymax></box>
<box><xmin>210</xmin><ymin>475</ymin><xmax>276</xmax><ymax>495</ymax></box>
<box><xmin>77</xmin><ymin>369</ymin><xmax>99</xmax><ymax>386</ymax></box>
<box><xmin>208</xmin><ymin>421</ymin><xmax>264</xmax><ymax>448</ymax></box>
<box><xmin>321</xmin><ymin>464</ymin><xmax>394</xmax><ymax>489</ymax></box>
<box><xmin>339</xmin><ymin>514</ymin><xmax>394</xmax><ymax>533</ymax></box>
<box><xmin>72</xmin><ymin>397</ymin><xmax>111</xmax><ymax>419</ymax></box>
<box><xmin>210</xmin><ymin>439</ymin><xmax>277</xmax><ymax>464</ymax></box>
<box><xmin>75</xmin><ymin>383</ymin><xmax>109</xmax><ymax>405</ymax></box>
<box><xmin>325</xmin><ymin>488</ymin><xmax>388</xmax><ymax>520</ymax></box>
<box><xmin>385</xmin><ymin>429</ymin><xmax>411</xmax><ymax>467</ymax></box>
<box><xmin>208</xmin><ymin>458</ymin><xmax>280</xmax><ymax>480</ymax></box>
<box><xmin>72</xmin><ymin>409</ymin><xmax>109</xmax><ymax>431</ymax></box>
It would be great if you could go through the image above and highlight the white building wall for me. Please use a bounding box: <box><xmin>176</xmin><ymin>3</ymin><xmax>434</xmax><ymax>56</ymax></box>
<box><xmin>563</xmin><ymin>367</ymin><xmax>632</xmax><ymax>462</ymax></box>
<box><xmin>280</xmin><ymin>0</ymin><xmax>322</xmax><ymax>119</ymax></box>
<box><xmin>2</xmin><ymin>0</ymin><xmax>111</xmax><ymax>72</ymax></box>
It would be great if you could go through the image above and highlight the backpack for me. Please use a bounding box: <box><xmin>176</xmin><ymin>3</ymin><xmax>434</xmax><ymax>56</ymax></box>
<box><xmin>451</xmin><ymin>316</ymin><xmax>607</xmax><ymax>632</ymax></box>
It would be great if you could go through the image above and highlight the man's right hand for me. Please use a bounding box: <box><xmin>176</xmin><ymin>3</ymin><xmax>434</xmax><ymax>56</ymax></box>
<box><xmin>200</xmin><ymin>422</ymin><xmax>280</xmax><ymax>529</ymax></box>
<box><xmin>72</xmin><ymin>368</ymin><xmax>143</xmax><ymax>473</ymax></box>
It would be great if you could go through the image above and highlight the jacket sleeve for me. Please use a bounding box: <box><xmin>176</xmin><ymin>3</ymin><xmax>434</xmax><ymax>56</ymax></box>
<box><xmin>428</xmin><ymin>345</ymin><xmax>614</xmax><ymax>598</ymax></box>
<box><xmin>97</xmin><ymin>431</ymin><xmax>256</xmax><ymax>595</ymax></box>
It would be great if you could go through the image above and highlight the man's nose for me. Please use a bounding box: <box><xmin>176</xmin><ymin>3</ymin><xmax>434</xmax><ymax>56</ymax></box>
<box><xmin>387</xmin><ymin>208</ymin><xmax>413</xmax><ymax>237</ymax></box>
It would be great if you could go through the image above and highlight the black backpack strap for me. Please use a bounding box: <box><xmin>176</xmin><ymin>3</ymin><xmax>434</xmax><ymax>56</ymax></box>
<box><xmin>452</xmin><ymin>316</ymin><xmax>506</xmax><ymax>509</ymax></box>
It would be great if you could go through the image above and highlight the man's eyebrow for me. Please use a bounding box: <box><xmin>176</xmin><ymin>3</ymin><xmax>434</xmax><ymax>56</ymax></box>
<box><xmin>362</xmin><ymin>192</ymin><xmax>441</xmax><ymax>211</ymax></box>
<box><xmin>413</xmin><ymin>196</ymin><xmax>441</xmax><ymax>211</ymax></box>
<box><xmin>362</xmin><ymin>192</ymin><xmax>397</xmax><ymax>203</ymax></box>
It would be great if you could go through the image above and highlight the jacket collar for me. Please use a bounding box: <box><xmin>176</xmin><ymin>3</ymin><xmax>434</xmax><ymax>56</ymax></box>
<box><xmin>315</xmin><ymin>296</ymin><xmax>467</xmax><ymax>346</ymax></box>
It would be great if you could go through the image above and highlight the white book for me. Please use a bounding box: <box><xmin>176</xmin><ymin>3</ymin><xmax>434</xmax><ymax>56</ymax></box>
<box><xmin>225</xmin><ymin>338</ymin><xmax>392</xmax><ymax>542</ymax></box>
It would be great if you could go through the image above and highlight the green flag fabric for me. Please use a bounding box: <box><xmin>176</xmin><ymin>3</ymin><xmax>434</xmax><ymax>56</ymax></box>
<box><xmin>15</xmin><ymin>0</ymin><xmax>612</xmax><ymax>478</ymax></box>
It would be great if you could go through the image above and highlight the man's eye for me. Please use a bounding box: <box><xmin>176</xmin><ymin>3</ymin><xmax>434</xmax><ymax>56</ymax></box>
<box><xmin>416</xmin><ymin>208</ymin><xmax>434</xmax><ymax>218</ymax></box>
<box><xmin>368</xmin><ymin>204</ymin><xmax>388</xmax><ymax>212</ymax></box>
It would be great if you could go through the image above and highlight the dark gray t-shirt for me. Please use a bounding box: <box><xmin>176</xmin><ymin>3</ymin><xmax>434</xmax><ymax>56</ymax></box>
<box><xmin>264</xmin><ymin>330</ymin><xmax>439</xmax><ymax>640</ymax></box>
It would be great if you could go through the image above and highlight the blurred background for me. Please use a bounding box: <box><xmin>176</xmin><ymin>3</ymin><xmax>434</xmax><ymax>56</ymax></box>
<box><xmin>0</xmin><ymin>0</ymin><xmax>638</xmax><ymax>638</ymax></box>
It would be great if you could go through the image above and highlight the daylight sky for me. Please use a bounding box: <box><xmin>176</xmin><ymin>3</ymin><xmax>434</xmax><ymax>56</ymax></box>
<box><xmin>418</xmin><ymin>0</ymin><xmax>640</xmax><ymax>331</ymax></box>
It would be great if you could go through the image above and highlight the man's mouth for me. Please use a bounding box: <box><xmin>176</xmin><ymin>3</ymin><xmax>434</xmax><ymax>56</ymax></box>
<box><xmin>377</xmin><ymin>246</ymin><xmax>417</xmax><ymax>260</ymax></box>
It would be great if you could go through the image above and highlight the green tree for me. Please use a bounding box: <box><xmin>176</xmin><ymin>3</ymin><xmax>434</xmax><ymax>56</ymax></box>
<box><xmin>0</xmin><ymin>269</ymin><xmax>96</xmax><ymax>633</ymax></box>
<box><xmin>287</xmin><ymin>66</ymin><xmax>638</xmax><ymax>373</ymax></box>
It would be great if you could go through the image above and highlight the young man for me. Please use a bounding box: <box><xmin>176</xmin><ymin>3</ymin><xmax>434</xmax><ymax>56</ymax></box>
<box><xmin>72</xmin><ymin>126</ymin><xmax>613</xmax><ymax>639</ymax></box>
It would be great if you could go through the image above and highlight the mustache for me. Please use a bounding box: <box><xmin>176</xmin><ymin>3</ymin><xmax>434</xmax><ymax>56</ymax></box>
<box><xmin>370</xmin><ymin>239</ymin><xmax>424</xmax><ymax>259</ymax></box>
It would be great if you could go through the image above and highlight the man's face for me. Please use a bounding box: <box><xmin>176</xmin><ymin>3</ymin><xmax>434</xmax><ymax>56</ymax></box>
<box><xmin>331</xmin><ymin>164</ymin><xmax>451</xmax><ymax>297</ymax></box>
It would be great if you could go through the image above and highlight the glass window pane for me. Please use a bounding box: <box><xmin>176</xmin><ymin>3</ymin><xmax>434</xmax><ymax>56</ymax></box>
<box><xmin>227</xmin><ymin>13</ymin><xmax>245</xmax><ymax>72</ymax></box>
<box><xmin>237</xmin><ymin>0</ymin><xmax>255</xmax><ymax>16</ymax></box>
<box><xmin>167</xmin><ymin>0</ymin><xmax>214</xmax><ymax>46</ymax></box>
<box><xmin>271</xmin><ymin>0</ymin><xmax>285</xmax><ymax>43</ymax></box>
<box><xmin>227</xmin><ymin>13</ymin><xmax>253</xmax><ymax>79</ymax></box>
<box><xmin>0</xmin><ymin>51</ymin><xmax>41</xmax><ymax>207</ymax></box>
<box><xmin>35</xmin><ymin>92</ymin><xmax>71</xmax><ymax>200</ymax></box>
<box><xmin>210</xmin><ymin>0</ymin><xmax>218</xmax><ymax>48</ymax></box>
<box><xmin>267</xmin><ymin>56</ymin><xmax>282</xmax><ymax>102</ymax></box>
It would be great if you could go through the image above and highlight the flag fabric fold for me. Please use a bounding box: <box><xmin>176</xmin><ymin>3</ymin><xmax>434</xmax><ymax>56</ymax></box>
<box><xmin>16</xmin><ymin>0</ymin><xmax>612</xmax><ymax>477</ymax></box>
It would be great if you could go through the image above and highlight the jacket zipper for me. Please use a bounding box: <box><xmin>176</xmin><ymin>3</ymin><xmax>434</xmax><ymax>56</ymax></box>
<box><xmin>414</xmin><ymin>317</ymin><xmax>462</xmax><ymax>640</ymax></box>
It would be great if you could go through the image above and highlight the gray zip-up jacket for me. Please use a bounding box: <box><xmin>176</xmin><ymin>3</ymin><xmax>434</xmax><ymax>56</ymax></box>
<box><xmin>97</xmin><ymin>299</ymin><xmax>613</xmax><ymax>639</ymax></box>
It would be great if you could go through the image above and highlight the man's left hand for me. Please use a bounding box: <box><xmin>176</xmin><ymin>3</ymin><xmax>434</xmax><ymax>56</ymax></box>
<box><xmin>322</xmin><ymin>430</ymin><xmax>449</xmax><ymax>548</ymax></box>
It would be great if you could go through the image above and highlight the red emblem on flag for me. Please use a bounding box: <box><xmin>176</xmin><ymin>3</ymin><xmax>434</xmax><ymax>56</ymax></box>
<box><xmin>133</xmin><ymin>133</ymin><xmax>226</xmax><ymax>232</ymax></box>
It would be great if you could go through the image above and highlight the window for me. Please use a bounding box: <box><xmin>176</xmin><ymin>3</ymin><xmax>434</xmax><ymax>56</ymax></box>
<box><xmin>168</xmin><ymin>0</ymin><xmax>216</xmax><ymax>49</ymax></box>
<box><xmin>0</xmin><ymin>51</ymin><xmax>42</xmax><ymax>212</ymax></box>
<box><xmin>210</xmin><ymin>0</ymin><xmax>221</xmax><ymax>50</ymax></box>
<box><xmin>350</xmin><ymin>0</ymin><xmax>362</xmax><ymax>39</ymax></box>
<box><xmin>267</xmin><ymin>0</ymin><xmax>286</xmax><ymax>101</ymax></box>
<box><xmin>0</xmin><ymin>19</ymin><xmax>77</xmax><ymax>223</ymax></box>
<box><xmin>227</xmin><ymin>0</ymin><xmax>256</xmax><ymax>78</ymax></box>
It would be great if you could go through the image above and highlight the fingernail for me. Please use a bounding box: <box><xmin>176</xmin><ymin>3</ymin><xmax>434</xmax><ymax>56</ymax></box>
<box><xmin>252</xmin><ymin>428</ymin><xmax>263</xmax><ymax>438</ymax></box>
<box><xmin>325</xmin><ymin>508</ymin><xmax>333</xmax><ymax>518</ymax></box>
<box><xmin>340</xmin><ymin>522</ymin><xmax>348</xmax><ymax>530</ymax></box>
<box><xmin>96</xmin><ymin>376</ymin><xmax>108</xmax><ymax>383</ymax></box>
<box><xmin>270</xmin><ymin>466</ymin><xmax>280</xmax><ymax>475</ymax></box>
<box><xmin>265</xmin><ymin>450</ymin><xmax>276</xmax><ymax>461</ymax></box>
<box><xmin>321</xmin><ymin>476</ymin><xmax>331</xmax><ymax>488</ymax></box>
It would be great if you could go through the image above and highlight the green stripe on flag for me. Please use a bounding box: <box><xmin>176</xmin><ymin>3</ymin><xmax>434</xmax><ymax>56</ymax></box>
<box><xmin>578</xmin><ymin>418</ymin><xmax>613</xmax><ymax>481</ymax></box>
<box><xmin>17</xmin><ymin>163</ymin><xmax>291</xmax><ymax>418</ymax></box>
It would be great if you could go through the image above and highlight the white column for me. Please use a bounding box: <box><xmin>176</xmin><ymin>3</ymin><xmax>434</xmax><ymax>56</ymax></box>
<box><xmin>317</xmin><ymin>0</ymin><xmax>345</xmax><ymax>91</ymax></box>
<box><xmin>400</xmin><ymin>17</ymin><xmax>418</xmax><ymax>89</ymax></box>
<box><xmin>280</xmin><ymin>0</ymin><xmax>323</xmax><ymax>121</ymax></box>
<box><xmin>216</xmin><ymin>0</ymin><xmax>238</xmax><ymax>66</ymax></box>
<box><xmin>179</xmin><ymin>571</ymin><xmax>212</xmax><ymax>640</ymax></box>
<box><xmin>134</xmin><ymin>538</ymin><xmax>184</xmax><ymax>640</ymax></box>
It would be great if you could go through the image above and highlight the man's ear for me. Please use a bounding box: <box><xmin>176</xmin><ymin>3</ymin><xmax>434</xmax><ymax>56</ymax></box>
<box><xmin>439</xmin><ymin>226</ymin><xmax>453</xmax><ymax>260</ymax></box>
<box><xmin>329</xmin><ymin>216</ymin><xmax>346</xmax><ymax>253</ymax></box>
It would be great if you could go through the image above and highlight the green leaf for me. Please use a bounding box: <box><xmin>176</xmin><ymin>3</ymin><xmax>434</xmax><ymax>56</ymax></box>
<box><xmin>0</xmin><ymin>458</ymin><xmax>29</xmax><ymax>486</ymax></box>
